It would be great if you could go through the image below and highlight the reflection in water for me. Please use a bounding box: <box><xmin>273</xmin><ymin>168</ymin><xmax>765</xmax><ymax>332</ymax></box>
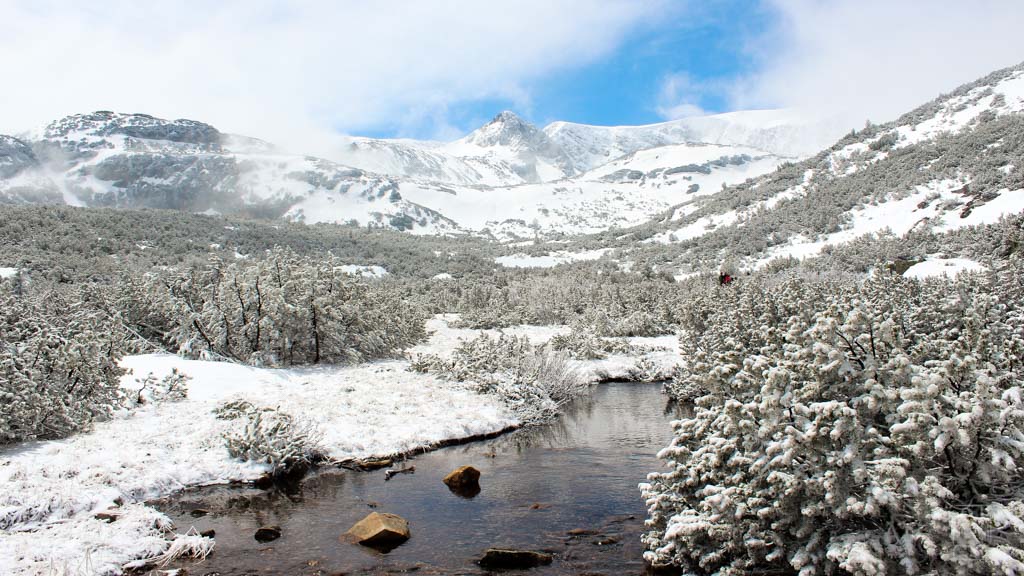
<box><xmin>155</xmin><ymin>382</ymin><xmax>685</xmax><ymax>575</ymax></box>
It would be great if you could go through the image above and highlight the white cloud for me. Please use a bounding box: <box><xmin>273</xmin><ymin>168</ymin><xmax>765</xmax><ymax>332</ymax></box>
<box><xmin>656</xmin><ymin>72</ymin><xmax>708</xmax><ymax>119</ymax></box>
<box><xmin>0</xmin><ymin>0</ymin><xmax>662</xmax><ymax>156</ymax></box>
<box><xmin>735</xmin><ymin>0</ymin><xmax>1024</xmax><ymax>129</ymax></box>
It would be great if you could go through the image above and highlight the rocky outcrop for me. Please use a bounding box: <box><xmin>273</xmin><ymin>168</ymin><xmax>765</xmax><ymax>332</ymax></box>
<box><xmin>0</xmin><ymin>135</ymin><xmax>39</xmax><ymax>178</ymax></box>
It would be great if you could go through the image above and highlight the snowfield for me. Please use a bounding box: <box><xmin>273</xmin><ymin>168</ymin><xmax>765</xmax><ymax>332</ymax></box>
<box><xmin>0</xmin><ymin>353</ymin><xmax>515</xmax><ymax>575</ymax></box>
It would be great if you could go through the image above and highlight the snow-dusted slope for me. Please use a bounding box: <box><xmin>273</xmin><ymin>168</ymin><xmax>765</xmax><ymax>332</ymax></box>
<box><xmin>4</xmin><ymin>112</ymin><xmax>457</xmax><ymax>233</ymax></box>
<box><xmin>335</xmin><ymin>111</ymin><xmax>575</xmax><ymax>186</ymax></box>
<box><xmin>337</xmin><ymin>135</ymin><xmax>532</xmax><ymax>187</ymax></box>
<box><xmin>599</xmin><ymin>62</ymin><xmax>1024</xmax><ymax>272</ymax></box>
<box><xmin>0</xmin><ymin>135</ymin><xmax>62</xmax><ymax>203</ymax></box>
<box><xmin>398</xmin><ymin>141</ymin><xmax>786</xmax><ymax>239</ymax></box>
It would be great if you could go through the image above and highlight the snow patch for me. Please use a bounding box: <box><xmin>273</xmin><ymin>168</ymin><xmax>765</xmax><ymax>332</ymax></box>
<box><xmin>495</xmin><ymin>248</ymin><xmax>611</xmax><ymax>268</ymax></box>
<box><xmin>903</xmin><ymin>258</ymin><xmax>986</xmax><ymax>279</ymax></box>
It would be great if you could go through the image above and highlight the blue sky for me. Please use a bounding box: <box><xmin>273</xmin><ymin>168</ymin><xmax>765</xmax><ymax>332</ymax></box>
<box><xmin>362</xmin><ymin>1</ymin><xmax>779</xmax><ymax>138</ymax></box>
<box><xmin>3</xmin><ymin>0</ymin><xmax>1024</xmax><ymax>154</ymax></box>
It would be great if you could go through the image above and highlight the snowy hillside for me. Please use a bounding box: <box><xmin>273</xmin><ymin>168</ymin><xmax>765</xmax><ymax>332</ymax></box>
<box><xmin>397</xmin><ymin>141</ymin><xmax>786</xmax><ymax>239</ymax></box>
<box><xmin>5</xmin><ymin>112</ymin><xmax>457</xmax><ymax>233</ymax></box>
<box><xmin>557</xmin><ymin>62</ymin><xmax>1024</xmax><ymax>273</ymax></box>
<box><xmin>544</xmin><ymin>108</ymin><xmax>844</xmax><ymax>173</ymax></box>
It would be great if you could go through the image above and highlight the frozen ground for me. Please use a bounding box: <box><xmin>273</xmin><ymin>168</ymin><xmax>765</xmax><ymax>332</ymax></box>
<box><xmin>0</xmin><ymin>353</ymin><xmax>514</xmax><ymax>575</ymax></box>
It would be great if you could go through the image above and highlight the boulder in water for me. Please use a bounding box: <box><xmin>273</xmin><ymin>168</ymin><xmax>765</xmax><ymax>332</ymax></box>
<box><xmin>345</xmin><ymin>512</ymin><xmax>410</xmax><ymax>550</ymax></box>
<box><xmin>443</xmin><ymin>465</ymin><xmax>481</xmax><ymax>497</ymax></box>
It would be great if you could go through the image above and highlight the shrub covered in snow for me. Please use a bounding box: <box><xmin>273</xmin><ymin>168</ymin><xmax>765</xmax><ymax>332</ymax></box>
<box><xmin>127</xmin><ymin>368</ymin><xmax>190</xmax><ymax>406</ymax></box>
<box><xmin>643</xmin><ymin>266</ymin><xmax>1024</xmax><ymax>575</ymax></box>
<box><xmin>218</xmin><ymin>400</ymin><xmax>324</xmax><ymax>473</ymax></box>
<box><xmin>548</xmin><ymin>327</ymin><xmax>637</xmax><ymax>360</ymax></box>
<box><xmin>450</xmin><ymin>268</ymin><xmax>681</xmax><ymax>336</ymax></box>
<box><xmin>0</xmin><ymin>286</ymin><xmax>127</xmax><ymax>444</ymax></box>
<box><xmin>411</xmin><ymin>334</ymin><xmax>588</xmax><ymax>424</ymax></box>
<box><xmin>136</xmin><ymin>247</ymin><xmax>427</xmax><ymax>366</ymax></box>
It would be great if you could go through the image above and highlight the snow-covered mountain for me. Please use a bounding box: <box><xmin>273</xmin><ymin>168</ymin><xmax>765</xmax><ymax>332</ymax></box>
<box><xmin>545</xmin><ymin>108</ymin><xmax>844</xmax><ymax>174</ymax></box>
<box><xmin>3</xmin><ymin>111</ymin><xmax>457</xmax><ymax>233</ymax></box>
<box><xmin>395</xmin><ymin>141</ymin><xmax>786</xmax><ymax>239</ymax></box>
<box><xmin>562</xmin><ymin>62</ymin><xmax>1024</xmax><ymax>273</ymax></box>
<box><xmin>336</xmin><ymin>111</ymin><xmax>575</xmax><ymax>187</ymax></box>
<box><xmin>334</xmin><ymin>109</ymin><xmax>841</xmax><ymax>187</ymax></box>
<box><xmin>1</xmin><ymin>109</ymin><xmax>820</xmax><ymax>237</ymax></box>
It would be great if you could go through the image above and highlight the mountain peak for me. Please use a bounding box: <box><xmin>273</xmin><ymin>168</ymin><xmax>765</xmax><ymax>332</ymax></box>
<box><xmin>490</xmin><ymin>110</ymin><xmax>527</xmax><ymax>125</ymax></box>
<box><xmin>462</xmin><ymin>110</ymin><xmax>543</xmax><ymax>149</ymax></box>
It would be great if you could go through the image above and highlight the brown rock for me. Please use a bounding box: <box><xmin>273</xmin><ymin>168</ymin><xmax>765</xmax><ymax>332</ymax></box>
<box><xmin>566</xmin><ymin>528</ymin><xmax>600</xmax><ymax>536</ymax></box>
<box><xmin>345</xmin><ymin>512</ymin><xmax>410</xmax><ymax>550</ymax></box>
<box><xmin>443</xmin><ymin>466</ymin><xmax>480</xmax><ymax>490</ymax></box>
<box><xmin>200</xmin><ymin>529</ymin><xmax>216</xmax><ymax>538</ymax></box>
<box><xmin>479</xmin><ymin>548</ymin><xmax>553</xmax><ymax>569</ymax></box>
<box><xmin>94</xmin><ymin>510</ymin><xmax>120</xmax><ymax>523</ymax></box>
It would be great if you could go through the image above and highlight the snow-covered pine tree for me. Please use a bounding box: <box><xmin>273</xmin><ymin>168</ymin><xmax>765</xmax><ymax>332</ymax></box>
<box><xmin>644</xmin><ymin>266</ymin><xmax>1024</xmax><ymax>575</ymax></box>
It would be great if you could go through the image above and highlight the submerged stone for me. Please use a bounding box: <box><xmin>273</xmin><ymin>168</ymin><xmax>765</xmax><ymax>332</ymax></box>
<box><xmin>254</xmin><ymin>525</ymin><xmax>282</xmax><ymax>542</ymax></box>
<box><xmin>479</xmin><ymin>548</ymin><xmax>553</xmax><ymax>569</ymax></box>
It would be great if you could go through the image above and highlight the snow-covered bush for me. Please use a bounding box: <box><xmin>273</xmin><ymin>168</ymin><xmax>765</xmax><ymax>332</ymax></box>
<box><xmin>643</xmin><ymin>267</ymin><xmax>1024</xmax><ymax>575</ymax></box>
<box><xmin>127</xmin><ymin>368</ymin><xmax>190</xmax><ymax>406</ymax></box>
<box><xmin>626</xmin><ymin>356</ymin><xmax>668</xmax><ymax>383</ymax></box>
<box><xmin>451</xmin><ymin>268</ymin><xmax>681</xmax><ymax>336</ymax></box>
<box><xmin>0</xmin><ymin>286</ymin><xmax>126</xmax><ymax>444</ymax></box>
<box><xmin>411</xmin><ymin>334</ymin><xmax>588</xmax><ymax>424</ymax></box>
<box><xmin>219</xmin><ymin>402</ymin><xmax>324</xmax><ymax>473</ymax></box>
<box><xmin>138</xmin><ymin>247</ymin><xmax>427</xmax><ymax>366</ymax></box>
<box><xmin>548</xmin><ymin>327</ymin><xmax>637</xmax><ymax>359</ymax></box>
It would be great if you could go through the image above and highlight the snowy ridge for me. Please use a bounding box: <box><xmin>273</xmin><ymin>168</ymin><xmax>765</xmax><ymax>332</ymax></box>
<box><xmin>543</xmin><ymin>108</ymin><xmax>845</xmax><ymax>173</ymax></box>
<box><xmin>3</xmin><ymin>112</ymin><xmax>457</xmax><ymax>233</ymax></box>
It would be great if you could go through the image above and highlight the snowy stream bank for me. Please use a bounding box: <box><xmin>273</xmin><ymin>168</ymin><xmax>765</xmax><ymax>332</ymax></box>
<box><xmin>0</xmin><ymin>361</ymin><xmax>513</xmax><ymax>575</ymax></box>
<box><xmin>0</xmin><ymin>316</ymin><xmax>683</xmax><ymax>575</ymax></box>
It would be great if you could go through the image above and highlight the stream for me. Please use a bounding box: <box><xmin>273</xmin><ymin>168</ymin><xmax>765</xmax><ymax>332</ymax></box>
<box><xmin>154</xmin><ymin>382</ymin><xmax>685</xmax><ymax>575</ymax></box>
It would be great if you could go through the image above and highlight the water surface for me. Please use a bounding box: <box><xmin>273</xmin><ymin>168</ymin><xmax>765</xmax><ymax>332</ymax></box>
<box><xmin>156</xmin><ymin>382</ymin><xmax>683</xmax><ymax>575</ymax></box>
